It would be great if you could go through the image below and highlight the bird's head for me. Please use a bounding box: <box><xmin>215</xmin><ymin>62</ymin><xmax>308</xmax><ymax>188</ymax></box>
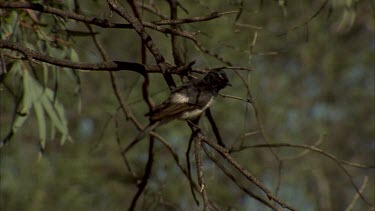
<box><xmin>202</xmin><ymin>70</ymin><xmax>231</xmax><ymax>91</ymax></box>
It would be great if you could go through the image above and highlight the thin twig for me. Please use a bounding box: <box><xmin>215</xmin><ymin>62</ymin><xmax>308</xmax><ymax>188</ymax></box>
<box><xmin>128</xmin><ymin>138</ymin><xmax>155</xmax><ymax>211</ymax></box>
<box><xmin>205</xmin><ymin>109</ymin><xmax>226</xmax><ymax>148</ymax></box>
<box><xmin>114</xmin><ymin>118</ymin><xmax>137</xmax><ymax>178</ymax></box>
<box><xmin>194</xmin><ymin>133</ymin><xmax>210</xmax><ymax>211</ymax></box>
<box><xmin>277</xmin><ymin>0</ymin><xmax>329</xmax><ymax>36</ymax></box>
<box><xmin>231</xmin><ymin>143</ymin><xmax>375</xmax><ymax>169</ymax></box>
<box><xmin>196</xmin><ymin>131</ymin><xmax>296</xmax><ymax>211</ymax></box>
<box><xmin>345</xmin><ymin>176</ymin><xmax>369</xmax><ymax>211</ymax></box>
<box><xmin>106</xmin><ymin>0</ymin><xmax>177</xmax><ymax>89</ymax></box>
<box><xmin>0</xmin><ymin>2</ymin><xmax>197</xmax><ymax>40</ymax></box>
<box><xmin>202</xmin><ymin>145</ymin><xmax>281</xmax><ymax>211</ymax></box>
<box><xmin>186</xmin><ymin>133</ymin><xmax>200</xmax><ymax>205</ymax></box>
<box><xmin>152</xmin><ymin>11</ymin><xmax>238</xmax><ymax>25</ymax></box>
<box><xmin>232</xmin><ymin>143</ymin><xmax>373</xmax><ymax>206</ymax></box>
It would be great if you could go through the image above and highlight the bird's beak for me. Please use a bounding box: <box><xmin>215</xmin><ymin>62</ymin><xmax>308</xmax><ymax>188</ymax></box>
<box><xmin>227</xmin><ymin>82</ymin><xmax>232</xmax><ymax>87</ymax></box>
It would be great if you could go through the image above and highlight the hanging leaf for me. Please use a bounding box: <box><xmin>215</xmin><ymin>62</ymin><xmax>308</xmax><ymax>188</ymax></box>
<box><xmin>2</xmin><ymin>66</ymin><xmax>71</xmax><ymax>149</ymax></box>
<box><xmin>42</xmin><ymin>62</ymin><xmax>49</xmax><ymax>87</ymax></box>
<box><xmin>27</xmin><ymin>74</ymin><xmax>70</xmax><ymax>144</ymax></box>
<box><xmin>70</xmin><ymin>48</ymin><xmax>80</xmax><ymax>62</ymax></box>
<box><xmin>25</xmin><ymin>69</ymin><xmax>47</xmax><ymax>153</ymax></box>
<box><xmin>2</xmin><ymin>64</ymin><xmax>32</xmax><ymax>145</ymax></box>
<box><xmin>68</xmin><ymin>49</ymin><xmax>82</xmax><ymax>113</ymax></box>
<box><xmin>33</xmin><ymin>101</ymin><xmax>47</xmax><ymax>152</ymax></box>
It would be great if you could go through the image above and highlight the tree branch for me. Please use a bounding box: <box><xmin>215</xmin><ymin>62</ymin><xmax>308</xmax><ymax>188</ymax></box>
<box><xmin>152</xmin><ymin>11</ymin><xmax>238</xmax><ymax>25</ymax></box>
<box><xmin>0</xmin><ymin>39</ymin><xmax>145</xmax><ymax>73</ymax></box>
<box><xmin>0</xmin><ymin>39</ymin><xmax>201</xmax><ymax>75</ymax></box>
<box><xmin>194</xmin><ymin>132</ymin><xmax>210</xmax><ymax>211</ymax></box>
<box><xmin>232</xmin><ymin>143</ymin><xmax>374</xmax><ymax>206</ymax></box>
<box><xmin>106</xmin><ymin>0</ymin><xmax>177</xmax><ymax>89</ymax></box>
<box><xmin>202</xmin><ymin>145</ymin><xmax>281</xmax><ymax>211</ymax></box>
<box><xmin>0</xmin><ymin>2</ymin><xmax>196</xmax><ymax>40</ymax></box>
<box><xmin>200</xmin><ymin>134</ymin><xmax>297</xmax><ymax>211</ymax></box>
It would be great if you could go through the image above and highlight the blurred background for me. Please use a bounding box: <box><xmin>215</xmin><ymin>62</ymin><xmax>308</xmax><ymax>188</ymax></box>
<box><xmin>0</xmin><ymin>0</ymin><xmax>374</xmax><ymax>210</ymax></box>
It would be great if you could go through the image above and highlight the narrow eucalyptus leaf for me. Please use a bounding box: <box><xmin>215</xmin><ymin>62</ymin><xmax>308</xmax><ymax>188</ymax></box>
<box><xmin>33</xmin><ymin>101</ymin><xmax>47</xmax><ymax>151</ymax></box>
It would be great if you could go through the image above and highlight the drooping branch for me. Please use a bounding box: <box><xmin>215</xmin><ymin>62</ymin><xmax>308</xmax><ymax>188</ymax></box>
<box><xmin>0</xmin><ymin>2</ymin><xmax>237</xmax><ymax>27</ymax></box>
<box><xmin>0</xmin><ymin>2</ymin><xmax>117</xmax><ymax>27</ymax></box>
<box><xmin>185</xmin><ymin>122</ymin><xmax>296</xmax><ymax>210</ymax></box>
<box><xmin>0</xmin><ymin>2</ymin><xmax>196</xmax><ymax>40</ymax></box>
<box><xmin>231</xmin><ymin>143</ymin><xmax>374</xmax><ymax>206</ymax></box>
<box><xmin>199</xmin><ymin>133</ymin><xmax>297</xmax><ymax>211</ymax></box>
<box><xmin>202</xmin><ymin>145</ymin><xmax>281</xmax><ymax>211</ymax></box>
<box><xmin>0</xmin><ymin>39</ymin><xmax>201</xmax><ymax>75</ymax></box>
<box><xmin>231</xmin><ymin>143</ymin><xmax>375</xmax><ymax>169</ymax></box>
<box><xmin>0</xmin><ymin>39</ymin><xmax>144</xmax><ymax>73</ymax></box>
<box><xmin>1</xmin><ymin>39</ymin><xmax>245</xmax><ymax>77</ymax></box>
<box><xmin>152</xmin><ymin>11</ymin><xmax>238</xmax><ymax>25</ymax></box>
<box><xmin>194</xmin><ymin>132</ymin><xmax>210</xmax><ymax>211</ymax></box>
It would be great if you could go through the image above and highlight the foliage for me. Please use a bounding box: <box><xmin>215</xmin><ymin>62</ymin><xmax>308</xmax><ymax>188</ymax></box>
<box><xmin>0</xmin><ymin>0</ymin><xmax>374</xmax><ymax>211</ymax></box>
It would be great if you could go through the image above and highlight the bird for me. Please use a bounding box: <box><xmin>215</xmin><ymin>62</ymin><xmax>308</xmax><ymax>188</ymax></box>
<box><xmin>122</xmin><ymin>70</ymin><xmax>231</xmax><ymax>154</ymax></box>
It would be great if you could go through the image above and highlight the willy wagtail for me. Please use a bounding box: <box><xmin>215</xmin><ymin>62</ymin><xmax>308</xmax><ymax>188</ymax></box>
<box><xmin>123</xmin><ymin>70</ymin><xmax>231</xmax><ymax>153</ymax></box>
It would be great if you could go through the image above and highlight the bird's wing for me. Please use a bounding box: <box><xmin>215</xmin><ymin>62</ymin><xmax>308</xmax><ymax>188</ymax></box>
<box><xmin>146</xmin><ymin>103</ymin><xmax>200</xmax><ymax>122</ymax></box>
<box><xmin>145</xmin><ymin>78</ymin><xmax>210</xmax><ymax>122</ymax></box>
<box><xmin>145</xmin><ymin>84</ymin><xmax>194</xmax><ymax>117</ymax></box>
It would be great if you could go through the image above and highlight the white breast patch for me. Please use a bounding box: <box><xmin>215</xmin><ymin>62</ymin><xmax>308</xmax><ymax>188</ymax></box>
<box><xmin>180</xmin><ymin>97</ymin><xmax>215</xmax><ymax>120</ymax></box>
<box><xmin>171</xmin><ymin>93</ymin><xmax>190</xmax><ymax>103</ymax></box>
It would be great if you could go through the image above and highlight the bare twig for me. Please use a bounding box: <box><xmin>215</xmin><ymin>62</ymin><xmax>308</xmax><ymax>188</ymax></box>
<box><xmin>128</xmin><ymin>138</ymin><xmax>154</xmax><ymax>211</ymax></box>
<box><xmin>0</xmin><ymin>2</ymin><xmax>197</xmax><ymax>40</ymax></box>
<box><xmin>231</xmin><ymin>143</ymin><xmax>375</xmax><ymax>169</ymax></box>
<box><xmin>203</xmin><ymin>136</ymin><xmax>296</xmax><ymax>210</ymax></box>
<box><xmin>234</xmin><ymin>22</ymin><xmax>263</xmax><ymax>30</ymax></box>
<box><xmin>0</xmin><ymin>39</ymin><xmax>145</xmax><ymax>73</ymax></box>
<box><xmin>202</xmin><ymin>145</ymin><xmax>281</xmax><ymax>211</ymax></box>
<box><xmin>186</xmin><ymin>134</ymin><xmax>200</xmax><ymax>205</ymax></box>
<box><xmin>152</xmin><ymin>11</ymin><xmax>238</xmax><ymax>25</ymax></box>
<box><xmin>195</xmin><ymin>130</ymin><xmax>296</xmax><ymax>211</ymax></box>
<box><xmin>277</xmin><ymin>0</ymin><xmax>329</xmax><ymax>36</ymax></box>
<box><xmin>205</xmin><ymin>109</ymin><xmax>226</xmax><ymax>148</ymax></box>
<box><xmin>283</xmin><ymin>134</ymin><xmax>326</xmax><ymax>160</ymax></box>
<box><xmin>135</xmin><ymin>2</ymin><xmax>169</xmax><ymax>19</ymax></box>
<box><xmin>232</xmin><ymin>143</ymin><xmax>374</xmax><ymax>206</ymax></box>
<box><xmin>194</xmin><ymin>133</ymin><xmax>210</xmax><ymax>211</ymax></box>
<box><xmin>219</xmin><ymin>93</ymin><xmax>251</xmax><ymax>103</ymax></box>
<box><xmin>167</xmin><ymin>0</ymin><xmax>185</xmax><ymax>66</ymax></box>
<box><xmin>345</xmin><ymin>176</ymin><xmax>369</xmax><ymax>211</ymax></box>
<box><xmin>114</xmin><ymin>118</ymin><xmax>137</xmax><ymax>178</ymax></box>
<box><xmin>0</xmin><ymin>39</ymin><xmax>201</xmax><ymax>75</ymax></box>
<box><xmin>106</xmin><ymin>0</ymin><xmax>177</xmax><ymax>89</ymax></box>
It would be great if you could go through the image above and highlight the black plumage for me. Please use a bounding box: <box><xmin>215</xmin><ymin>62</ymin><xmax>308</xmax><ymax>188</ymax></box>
<box><xmin>146</xmin><ymin>70</ymin><xmax>230</xmax><ymax>122</ymax></box>
<box><xmin>123</xmin><ymin>70</ymin><xmax>230</xmax><ymax>154</ymax></box>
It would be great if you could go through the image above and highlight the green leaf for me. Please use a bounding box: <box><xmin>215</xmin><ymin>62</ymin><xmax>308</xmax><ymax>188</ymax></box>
<box><xmin>33</xmin><ymin>101</ymin><xmax>47</xmax><ymax>152</ymax></box>
<box><xmin>64</xmin><ymin>66</ymin><xmax>82</xmax><ymax>113</ymax></box>
<box><xmin>24</xmin><ymin>70</ymin><xmax>46</xmax><ymax>152</ymax></box>
<box><xmin>9</xmin><ymin>69</ymin><xmax>70</xmax><ymax>147</ymax></box>
<box><xmin>70</xmin><ymin>49</ymin><xmax>80</xmax><ymax>62</ymax></box>
<box><xmin>42</xmin><ymin>62</ymin><xmax>49</xmax><ymax>87</ymax></box>
<box><xmin>13</xmin><ymin>70</ymin><xmax>33</xmax><ymax>131</ymax></box>
<box><xmin>46</xmin><ymin>43</ymin><xmax>67</xmax><ymax>59</ymax></box>
<box><xmin>23</xmin><ymin>41</ymin><xmax>36</xmax><ymax>51</ymax></box>
<box><xmin>3</xmin><ymin>68</ymin><xmax>32</xmax><ymax>144</ymax></box>
<box><xmin>9</xmin><ymin>61</ymin><xmax>23</xmax><ymax>76</ymax></box>
<box><xmin>40</xmin><ymin>90</ymin><xmax>68</xmax><ymax>135</ymax></box>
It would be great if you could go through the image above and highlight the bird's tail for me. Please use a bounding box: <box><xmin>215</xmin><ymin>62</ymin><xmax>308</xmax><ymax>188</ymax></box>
<box><xmin>122</xmin><ymin>121</ymin><xmax>160</xmax><ymax>155</ymax></box>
